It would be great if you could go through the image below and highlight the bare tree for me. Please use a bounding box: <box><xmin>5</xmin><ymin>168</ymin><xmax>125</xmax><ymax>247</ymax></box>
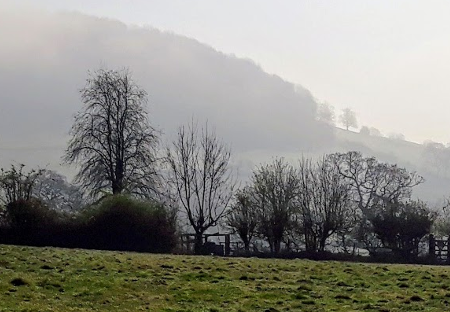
<box><xmin>421</xmin><ymin>141</ymin><xmax>450</xmax><ymax>177</ymax></box>
<box><xmin>329</xmin><ymin>151</ymin><xmax>424</xmax><ymax>249</ymax></box>
<box><xmin>329</xmin><ymin>152</ymin><xmax>423</xmax><ymax>215</ymax></box>
<box><xmin>316</xmin><ymin>102</ymin><xmax>335</xmax><ymax>125</ymax></box>
<box><xmin>166</xmin><ymin>121</ymin><xmax>235</xmax><ymax>254</ymax></box>
<box><xmin>339</xmin><ymin>108</ymin><xmax>358</xmax><ymax>131</ymax></box>
<box><xmin>225</xmin><ymin>187</ymin><xmax>259</xmax><ymax>252</ymax></box>
<box><xmin>251</xmin><ymin>158</ymin><xmax>300</xmax><ymax>254</ymax></box>
<box><xmin>0</xmin><ymin>164</ymin><xmax>42</xmax><ymax>205</ymax></box>
<box><xmin>297</xmin><ymin>156</ymin><xmax>354</xmax><ymax>252</ymax></box>
<box><xmin>33</xmin><ymin>169</ymin><xmax>85</xmax><ymax>211</ymax></box>
<box><xmin>434</xmin><ymin>203</ymin><xmax>450</xmax><ymax>237</ymax></box>
<box><xmin>64</xmin><ymin>68</ymin><xmax>159</xmax><ymax>198</ymax></box>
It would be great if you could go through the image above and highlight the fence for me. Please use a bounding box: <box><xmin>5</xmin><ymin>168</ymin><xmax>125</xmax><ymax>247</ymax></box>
<box><xmin>179</xmin><ymin>233</ymin><xmax>231</xmax><ymax>256</ymax></box>
<box><xmin>429</xmin><ymin>234</ymin><xmax>450</xmax><ymax>264</ymax></box>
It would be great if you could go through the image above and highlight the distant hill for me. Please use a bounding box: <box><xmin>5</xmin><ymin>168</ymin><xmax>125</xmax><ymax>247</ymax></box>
<box><xmin>0</xmin><ymin>9</ymin><xmax>448</xmax><ymax>203</ymax></box>
<box><xmin>332</xmin><ymin>128</ymin><xmax>449</xmax><ymax>204</ymax></box>
<box><xmin>333</xmin><ymin>128</ymin><xmax>423</xmax><ymax>168</ymax></box>
<box><xmin>0</xmin><ymin>10</ymin><xmax>332</xmax><ymax>166</ymax></box>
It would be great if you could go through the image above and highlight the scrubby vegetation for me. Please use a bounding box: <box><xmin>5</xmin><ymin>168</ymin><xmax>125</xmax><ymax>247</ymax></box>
<box><xmin>77</xmin><ymin>195</ymin><xmax>177</xmax><ymax>252</ymax></box>
<box><xmin>0</xmin><ymin>68</ymin><xmax>444</xmax><ymax>263</ymax></box>
<box><xmin>1</xmin><ymin>244</ymin><xmax>450</xmax><ymax>311</ymax></box>
<box><xmin>0</xmin><ymin>195</ymin><xmax>177</xmax><ymax>254</ymax></box>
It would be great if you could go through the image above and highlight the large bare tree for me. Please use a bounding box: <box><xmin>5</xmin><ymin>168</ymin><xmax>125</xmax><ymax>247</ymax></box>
<box><xmin>166</xmin><ymin>121</ymin><xmax>235</xmax><ymax>254</ymax></box>
<box><xmin>64</xmin><ymin>68</ymin><xmax>159</xmax><ymax>198</ymax></box>
<box><xmin>225</xmin><ymin>187</ymin><xmax>259</xmax><ymax>253</ymax></box>
<box><xmin>328</xmin><ymin>151</ymin><xmax>424</xmax><ymax>250</ymax></box>
<box><xmin>297</xmin><ymin>156</ymin><xmax>354</xmax><ymax>252</ymax></box>
<box><xmin>329</xmin><ymin>151</ymin><xmax>423</xmax><ymax>215</ymax></box>
<box><xmin>251</xmin><ymin>158</ymin><xmax>300</xmax><ymax>254</ymax></box>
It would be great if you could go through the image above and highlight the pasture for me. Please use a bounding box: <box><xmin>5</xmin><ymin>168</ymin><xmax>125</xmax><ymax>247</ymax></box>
<box><xmin>0</xmin><ymin>245</ymin><xmax>449</xmax><ymax>311</ymax></box>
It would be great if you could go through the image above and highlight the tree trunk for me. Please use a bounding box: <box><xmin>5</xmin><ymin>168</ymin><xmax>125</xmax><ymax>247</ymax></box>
<box><xmin>244</xmin><ymin>240</ymin><xmax>250</xmax><ymax>253</ymax></box>
<box><xmin>273</xmin><ymin>239</ymin><xmax>281</xmax><ymax>254</ymax></box>
<box><xmin>113</xmin><ymin>159</ymin><xmax>124</xmax><ymax>194</ymax></box>
<box><xmin>319</xmin><ymin>235</ymin><xmax>327</xmax><ymax>252</ymax></box>
<box><xmin>239</xmin><ymin>229</ymin><xmax>250</xmax><ymax>253</ymax></box>
<box><xmin>112</xmin><ymin>182</ymin><xmax>121</xmax><ymax>194</ymax></box>
<box><xmin>194</xmin><ymin>232</ymin><xmax>204</xmax><ymax>255</ymax></box>
<box><xmin>305</xmin><ymin>231</ymin><xmax>317</xmax><ymax>252</ymax></box>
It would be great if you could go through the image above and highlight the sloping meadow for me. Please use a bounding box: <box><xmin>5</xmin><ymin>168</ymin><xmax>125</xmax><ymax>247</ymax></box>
<box><xmin>1</xmin><ymin>245</ymin><xmax>450</xmax><ymax>311</ymax></box>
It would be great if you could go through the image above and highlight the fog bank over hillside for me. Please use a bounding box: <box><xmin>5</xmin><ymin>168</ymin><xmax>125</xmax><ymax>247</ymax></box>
<box><xmin>0</xmin><ymin>9</ymin><xmax>333</xmax><ymax>175</ymax></box>
<box><xmin>1</xmin><ymin>8</ymin><xmax>448</xmax><ymax>203</ymax></box>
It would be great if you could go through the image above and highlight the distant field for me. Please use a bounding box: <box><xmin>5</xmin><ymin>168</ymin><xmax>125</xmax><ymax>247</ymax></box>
<box><xmin>1</xmin><ymin>245</ymin><xmax>450</xmax><ymax>311</ymax></box>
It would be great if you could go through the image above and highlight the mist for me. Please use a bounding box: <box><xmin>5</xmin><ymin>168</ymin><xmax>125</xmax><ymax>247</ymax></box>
<box><xmin>0</xmin><ymin>8</ymin><xmax>333</xmax><ymax>176</ymax></box>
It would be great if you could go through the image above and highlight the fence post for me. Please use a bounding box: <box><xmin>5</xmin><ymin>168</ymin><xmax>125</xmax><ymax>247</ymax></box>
<box><xmin>429</xmin><ymin>234</ymin><xmax>435</xmax><ymax>260</ymax></box>
<box><xmin>447</xmin><ymin>236</ymin><xmax>450</xmax><ymax>265</ymax></box>
<box><xmin>225</xmin><ymin>234</ymin><xmax>231</xmax><ymax>256</ymax></box>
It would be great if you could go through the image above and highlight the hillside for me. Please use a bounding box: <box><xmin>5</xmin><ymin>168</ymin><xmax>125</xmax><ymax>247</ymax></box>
<box><xmin>334</xmin><ymin>128</ymin><xmax>424</xmax><ymax>167</ymax></box>
<box><xmin>0</xmin><ymin>10</ymin><xmax>332</xmax><ymax>175</ymax></box>
<box><xmin>0</xmin><ymin>9</ymin><xmax>448</xmax><ymax>202</ymax></box>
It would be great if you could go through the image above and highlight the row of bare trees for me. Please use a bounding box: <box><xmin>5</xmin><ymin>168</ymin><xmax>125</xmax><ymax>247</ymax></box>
<box><xmin>61</xmin><ymin>68</ymin><xmax>238</xmax><ymax>254</ymax></box>
<box><xmin>3</xmin><ymin>67</ymin><xmax>434</xmax><ymax>258</ymax></box>
<box><xmin>225</xmin><ymin>152</ymin><xmax>433</xmax><ymax>259</ymax></box>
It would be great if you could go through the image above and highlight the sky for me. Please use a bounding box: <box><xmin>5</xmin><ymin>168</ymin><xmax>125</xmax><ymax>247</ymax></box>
<box><xmin>3</xmin><ymin>0</ymin><xmax>450</xmax><ymax>144</ymax></box>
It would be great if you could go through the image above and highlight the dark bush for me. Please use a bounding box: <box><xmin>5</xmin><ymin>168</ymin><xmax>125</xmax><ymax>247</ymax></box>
<box><xmin>0</xmin><ymin>195</ymin><xmax>177</xmax><ymax>253</ymax></box>
<box><xmin>2</xmin><ymin>198</ymin><xmax>63</xmax><ymax>245</ymax></box>
<box><xmin>6</xmin><ymin>198</ymin><xmax>59</xmax><ymax>229</ymax></box>
<box><xmin>78</xmin><ymin>195</ymin><xmax>177</xmax><ymax>253</ymax></box>
<box><xmin>370</xmin><ymin>200</ymin><xmax>434</xmax><ymax>261</ymax></box>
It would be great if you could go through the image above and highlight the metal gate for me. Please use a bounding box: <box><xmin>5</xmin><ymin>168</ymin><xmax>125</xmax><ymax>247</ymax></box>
<box><xmin>429</xmin><ymin>234</ymin><xmax>450</xmax><ymax>263</ymax></box>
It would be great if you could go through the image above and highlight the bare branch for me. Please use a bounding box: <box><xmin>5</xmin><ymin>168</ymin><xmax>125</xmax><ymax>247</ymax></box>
<box><xmin>63</xmin><ymin>68</ymin><xmax>159</xmax><ymax>198</ymax></box>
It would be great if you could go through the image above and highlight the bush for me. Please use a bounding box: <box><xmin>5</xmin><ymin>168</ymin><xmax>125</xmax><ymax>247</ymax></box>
<box><xmin>370</xmin><ymin>200</ymin><xmax>434</xmax><ymax>261</ymax></box>
<box><xmin>2</xmin><ymin>198</ymin><xmax>62</xmax><ymax>245</ymax></box>
<box><xmin>6</xmin><ymin>198</ymin><xmax>59</xmax><ymax>229</ymax></box>
<box><xmin>0</xmin><ymin>195</ymin><xmax>177</xmax><ymax>254</ymax></box>
<box><xmin>78</xmin><ymin>195</ymin><xmax>177</xmax><ymax>253</ymax></box>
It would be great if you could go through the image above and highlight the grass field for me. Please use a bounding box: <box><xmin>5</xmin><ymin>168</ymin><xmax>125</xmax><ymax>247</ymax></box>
<box><xmin>1</xmin><ymin>245</ymin><xmax>450</xmax><ymax>311</ymax></box>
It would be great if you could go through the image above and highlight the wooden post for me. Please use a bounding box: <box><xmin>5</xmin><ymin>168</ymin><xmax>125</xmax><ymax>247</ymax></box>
<box><xmin>429</xmin><ymin>234</ymin><xmax>435</xmax><ymax>260</ymax></box>
<box><xmin>225</xmin><ymin>234</ymin><xmax>231</xmax><ymax>256</ymax></box>
<box><xmin>447</xmin><ymin>236</ymin><xmax>450</xmax><ymax>265</ymax></box>
<box><xmin>186</xmin><ymin>235</ymin><xmax>191</xmax><ymax>254</ymax></box>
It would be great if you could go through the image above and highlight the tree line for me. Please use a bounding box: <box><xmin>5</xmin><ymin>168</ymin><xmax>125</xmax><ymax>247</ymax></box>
<box><xmin>226</xmin><ymin>153</ymin><xmax>434</xmax><ymax>261</ymax></box>
<box><xmin>0</xmin><ymin>68</ymin><xmax>442</xmax><ymax>261</ymax></box>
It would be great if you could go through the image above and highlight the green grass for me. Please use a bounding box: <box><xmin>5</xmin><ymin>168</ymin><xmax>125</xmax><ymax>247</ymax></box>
<box><xmin>1</xmin><ymin>245</ymin><xmax>450</xmax><ymax>311</ymax></box>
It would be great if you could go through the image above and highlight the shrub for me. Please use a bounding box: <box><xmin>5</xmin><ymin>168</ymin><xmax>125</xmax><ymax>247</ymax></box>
<box><xmin>2</xmin><ymin>198</ymin><xmax>63</xmax><ymax>245</ymax></box>
<box><xmin>79</xmin><ymin>195</ymin><xmax>177</xmax><ymax>253</ymax></box>
<box><xmin>6</xmin><ymin>198</ymin><xmax>59</xmax><ymax>230</ymax></box>
<box><xmin>370</xmin><ymin>200</ymin><xmax>434</xmax><ymax>261</ymax></box>
<box><xmin>0</xmin><ymin>195</ymin><xmax>178</xmax><ymax>253</ymax></box>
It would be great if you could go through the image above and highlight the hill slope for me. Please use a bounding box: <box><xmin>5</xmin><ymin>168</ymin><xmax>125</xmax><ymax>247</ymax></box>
<box><xmin>0</xmin><ymin>9</ymin><xmax>447</xmax><ymax>202</ymax></box>
<box><xmin>0</xmin><ymin>10</ymin><xmax>332</xmax><ymax>174</ymax></box>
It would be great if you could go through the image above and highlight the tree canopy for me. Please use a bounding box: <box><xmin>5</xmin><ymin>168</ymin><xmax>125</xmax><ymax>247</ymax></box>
<box><xmin>64</xmin><ymin>68</ymin><xmax>159</xmax><ymax>198</ymax></box>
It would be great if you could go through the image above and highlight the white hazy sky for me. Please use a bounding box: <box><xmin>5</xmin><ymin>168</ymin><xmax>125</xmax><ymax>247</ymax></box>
<box><xmin>5</xmin><ymin>0</ymin><xmax>450</xmax><ymax>144</ymax></box>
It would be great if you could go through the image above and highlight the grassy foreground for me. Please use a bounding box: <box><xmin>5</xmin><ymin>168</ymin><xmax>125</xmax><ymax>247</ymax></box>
<box><xmin>0</xmin><ymin>246</ymin><xmax>450</xmax><ymax>311</ymax></box>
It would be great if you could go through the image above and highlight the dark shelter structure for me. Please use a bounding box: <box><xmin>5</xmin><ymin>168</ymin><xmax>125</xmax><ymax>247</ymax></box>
<box><xmin>180</xmin><ymin>233</ymin><xmax>231</xmax><ymax>256</ymax></box>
